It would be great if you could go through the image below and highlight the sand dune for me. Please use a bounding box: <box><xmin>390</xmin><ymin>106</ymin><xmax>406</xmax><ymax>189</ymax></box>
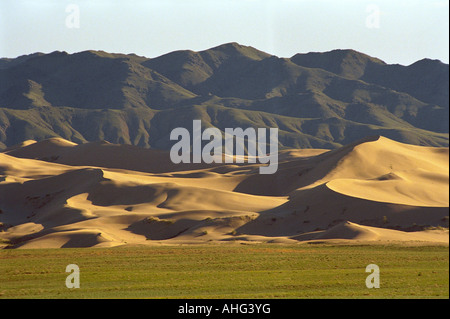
<box><xmin>0</xmin><ymin>135</ymin><xmax>448</xmax><ymax>248</ymax></box>
<box><xmin>4</xmin><ymin>138</ymin><xmax>214</xmax><ymax>173</ymax></box>
<box><xmin>293</xmin><ymin>221</ymin><xmax>448</xmax><ymax>244</ymax></box>
<box><xmin>322</xmin><ymin>137</ymin><xmax>449</xmax><ymax>207</ymax></box>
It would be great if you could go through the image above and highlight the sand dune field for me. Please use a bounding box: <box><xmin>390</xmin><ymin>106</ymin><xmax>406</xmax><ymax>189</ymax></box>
<box><xmin>0</xmin><ymin>136</ymin><xmax>448</xmax><ymax>248</ymax></box>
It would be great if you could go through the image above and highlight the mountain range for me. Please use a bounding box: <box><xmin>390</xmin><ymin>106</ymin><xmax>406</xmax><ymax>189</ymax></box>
<box><xmin>0</xmin><ymin>42</ymin><xmax>448</xmax><ymax>151</ymax></box>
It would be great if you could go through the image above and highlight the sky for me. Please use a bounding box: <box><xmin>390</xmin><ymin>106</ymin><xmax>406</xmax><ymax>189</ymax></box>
<box><xmin>0</xmin><ymin>0</ymin><xmax>449</xmax><ymax>65</ymax></box>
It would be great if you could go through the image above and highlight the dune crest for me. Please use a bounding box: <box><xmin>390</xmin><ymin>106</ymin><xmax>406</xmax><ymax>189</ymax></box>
<box><xmin>0</xmin><ymin>136</ymin><xmax>448</xmax><ymax>248</ymax></box>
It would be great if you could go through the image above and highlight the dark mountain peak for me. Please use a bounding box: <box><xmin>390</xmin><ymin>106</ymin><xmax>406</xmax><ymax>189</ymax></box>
<box><xmin>47</xmin><ymin>50</ymin><xmax>69</xmax><ymax>57</ymax></box>
<box><xmin>359</xmin><ymin>56</ymin><xmax>449</xmax><ymax>108</ymax></box>
<box><xmin>70</xmin><ymin>50</ymin><xmax>148</xmax><ymax>63</ymax></box>
<box><xmin>150</xmin><ymin>49</ymin><xmax>200</xmax><ymax>63</ymax></box>
<box><xmin>1</xmin><ymin>52</ymin><xmax>45</xmax><ymax>62</ymax></box>
<box><xmin>202</xmin><ymin>42</ymin><xmax>272</xmax><ymax>61</ymax></box>
<box><xmin>75</xmin><ymin>49</ymin><xmax>106</xmax><ymax>56</ymax></box>
<box><xmin>293</xmin><ymin>48</ymin><xmax>385</xmax><ymax>63</ymax></box>
<box><xmin>143</xmin><ymin>49</ymin><xmax>212</xmax><ymax>88</ymax></box>
<box><xmin>0</xmin><ymin>52</ymin><xmax>45</xmax><ymax>69</ymax></box>
<box><xmin>330</xmin><ymin>48</ymin><xmax>383</xmax><ymax>59</ymax></box>
<box><xmin>149</xmin><ymin>42</ymin><xmax>270</xmax><ymax>66</ymax></box>
<box><xmin>209</xmin><ymin>41</ymin><xmax>243</xmax><ymax>50</ymax></box>
<box><xmin>408</xmin><ymin>58</ymin><xmax>449</xmax><ymax>70</ymax></box>
<box><xmin>291</xmin><ymin>49</ymin><xmax>385</xmax><ymax>79</ymax></box>
<box><xmin>144</xmin><ymin>43</ymin><xmax>272</xmax><ymax>89</ymax></box>
<box><xmin>72</xmin><ymin>50</ymin><xmax>127</xmax><ymax>60</ymax></box>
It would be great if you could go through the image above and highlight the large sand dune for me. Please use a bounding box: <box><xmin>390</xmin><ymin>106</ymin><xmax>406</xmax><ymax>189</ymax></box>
<box><xmin>0</xmin><ymin>136</ymin><xmax>448</xmax><ymax>248</ymax></box>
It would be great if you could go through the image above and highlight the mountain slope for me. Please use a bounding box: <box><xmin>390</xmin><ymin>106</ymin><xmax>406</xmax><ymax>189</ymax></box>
<box><xmin>291</xmin><ymin>50</ymin><xmax>449</xmax><ymax>116</ymax></box>
<box><xmin>0</xmin><ymin>44</ymin><xmax>448</xmax><ymax>150</ymax></box>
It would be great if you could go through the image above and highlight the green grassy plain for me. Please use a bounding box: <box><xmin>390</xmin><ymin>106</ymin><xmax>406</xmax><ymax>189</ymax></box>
<box><xmin>0</xmin><ymin>244</ymin><xmax>448</xmax><ymax>299</ymax></box>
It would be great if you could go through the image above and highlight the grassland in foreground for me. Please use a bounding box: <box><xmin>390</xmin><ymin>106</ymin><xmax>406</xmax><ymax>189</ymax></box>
<box><xmin>0</xmin><ymin>244</ymin><xmax>448</xmax><ymax>299</ymax></box>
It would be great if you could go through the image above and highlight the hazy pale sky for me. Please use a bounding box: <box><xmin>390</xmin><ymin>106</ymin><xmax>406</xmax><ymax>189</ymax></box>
<box><xmin>1</xmin><ymin>0</ymin><xmax>448</xmax><ymax>65</ymax></box>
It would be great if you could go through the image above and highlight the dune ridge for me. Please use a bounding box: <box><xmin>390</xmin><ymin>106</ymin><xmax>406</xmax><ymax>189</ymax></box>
<box><xmin>0</xmin><ymin>135</ymin><xmax>448</xmax><ymax>248</ymax></box>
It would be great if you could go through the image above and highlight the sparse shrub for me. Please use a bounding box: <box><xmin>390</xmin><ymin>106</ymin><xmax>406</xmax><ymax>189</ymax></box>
<box><xmin>144</xmin><ymin>216</ymin><xmax>159</xmax><ymax>223</ymax></box>
<box><xmin>424</xmin><ymin>226</ymin><xmax>448</xmax><ymax>231</ymax></box>
<box><xmin>145</xmin><ymin>217</ymin><xmax>174</xmax><ymax>225</ymax></box>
